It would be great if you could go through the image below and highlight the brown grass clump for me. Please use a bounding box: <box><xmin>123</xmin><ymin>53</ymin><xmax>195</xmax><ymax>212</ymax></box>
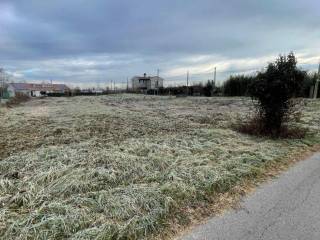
<box><xmin>6</xmin><ymin>93</ymin><xmax>30</xmax><ymax>107</ymax></box>
<box><xmin>235</xmin><ymin>114</ymin><xmax>308</xmax><ymax>139</ymax></box>
<box><xmin>235</xmin><ymin>99</ymin><xmax>309</xmax><ymax>139</ymax></box>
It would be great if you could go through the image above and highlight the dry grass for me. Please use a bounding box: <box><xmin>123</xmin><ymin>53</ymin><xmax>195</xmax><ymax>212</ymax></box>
<box><xmin>5</xmin><ymin>93</ymin><xmax>30</xmax><ymax>108</ymax></box>
<box><xmin>0</xmin><ymin>95</ymin><xmax>319</xmax><ymax>239</ymax></box>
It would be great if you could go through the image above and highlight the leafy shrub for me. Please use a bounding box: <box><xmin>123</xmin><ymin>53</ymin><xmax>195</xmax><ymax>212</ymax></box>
<box><xmin>243</xmin><ymin>53</ymin><xmax>306</xmax><ymax>138</ymax></box>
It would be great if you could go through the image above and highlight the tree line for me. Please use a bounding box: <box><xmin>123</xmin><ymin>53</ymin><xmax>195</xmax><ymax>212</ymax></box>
<box><xmin>153</xmin><ymin>63</ymin><xmax>318</xmax><ymax>98</ymax></box>
<box><xmin>222</xmin><ymin>72</ymin><xmax>318</xmax><ymax>98</ymax></box>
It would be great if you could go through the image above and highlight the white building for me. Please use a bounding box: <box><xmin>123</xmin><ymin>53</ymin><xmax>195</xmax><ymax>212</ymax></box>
<box><xmin>131</xmin><ymin>73</ymin><xmax>164</xmax><ymax>91</ymax></box>
<box><xmin>7</xmin><ymin>83</ymin><xmax>70</xmax><ymax>97</ymax></box>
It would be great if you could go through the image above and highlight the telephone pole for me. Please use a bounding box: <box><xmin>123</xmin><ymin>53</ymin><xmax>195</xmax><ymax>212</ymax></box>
<box><xmin>126</xmin><ymin>77</ymin><xmax>129</xmax><ymax>92</ymax></box>
<box><xmin>156</xmin><ymin>69</ymin><xmax>160</xmax><ymax>95</ymax></box>
<box><xmin>212</xmin><ymin>67</ymin><xmax>217</xmax><ymax>96</ymax></box>
<box><xmin>186</xmin><ymin>71</ymin><xmax>189</xmax><ymax>96</ymax></box>
<box><xmin>314</xmin><ymin>63</ymin><xmax>320</xmax><ymax>99</ymax></box>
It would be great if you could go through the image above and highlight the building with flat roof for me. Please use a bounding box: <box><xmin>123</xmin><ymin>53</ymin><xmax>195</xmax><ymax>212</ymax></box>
<box><xmin>131</xmin><ymin>73</ymin><xmax>164</xmax><ymax>92</ymax></box>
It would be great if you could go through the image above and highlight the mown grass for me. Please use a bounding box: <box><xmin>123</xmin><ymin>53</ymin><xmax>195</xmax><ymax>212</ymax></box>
<box><xmin>0</xmin><ymin>95</ymin><xmax>319</xmax><ymax>239</ymax></box>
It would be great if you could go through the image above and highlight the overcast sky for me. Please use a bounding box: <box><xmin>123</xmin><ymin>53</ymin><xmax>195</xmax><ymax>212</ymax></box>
<box><xmin>0</xmin><ymin>0</ymin><xmax>319</xmax><ymax>87</ymax></box>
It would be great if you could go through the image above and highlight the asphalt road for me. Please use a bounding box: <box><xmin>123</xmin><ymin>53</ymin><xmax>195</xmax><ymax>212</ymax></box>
<box><xmin>180</xmin><ymin>153</ymin><xmax>320</xmax><ymax>240</ymax></box>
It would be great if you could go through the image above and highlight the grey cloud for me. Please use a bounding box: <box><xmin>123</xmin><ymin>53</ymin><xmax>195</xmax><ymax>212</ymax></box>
<box><xmin>0</xmin><ymin>0</ymin><xmax>319</xmax><ymax>85</ymax></box>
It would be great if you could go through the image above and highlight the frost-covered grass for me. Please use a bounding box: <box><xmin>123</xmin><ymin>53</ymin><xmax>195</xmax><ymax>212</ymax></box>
<box><xmin>0</xmin><ymin>95</ymin><xmax>319</xmax><ymax>239</ymax></box>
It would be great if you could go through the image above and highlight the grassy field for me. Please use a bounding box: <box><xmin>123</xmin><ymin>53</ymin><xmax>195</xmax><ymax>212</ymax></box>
<box><xmin>0</xmin><ymin>95</ymin><xmax>319</xmax><ymax>239</ymax></box>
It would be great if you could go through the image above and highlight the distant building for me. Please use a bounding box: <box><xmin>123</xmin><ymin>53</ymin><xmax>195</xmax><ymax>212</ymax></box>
<box><xmin>80</xmin><ymin>88</ymin><xmax>104</xmax><ymax>94</ymax></box>
<box><xmin>7</xmin><ymin>83</ymin><xmax>70</xmax><ymax>97</ymax></box>
<box><xmin>132</xmin><ymin>73</ymin><xmax>164</xmax><ymax>91</ymax></box>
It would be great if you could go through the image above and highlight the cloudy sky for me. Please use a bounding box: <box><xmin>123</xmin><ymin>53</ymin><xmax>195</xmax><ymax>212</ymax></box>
<box><xmin>0</xmin><ymin>0</ymin><xmax>319</xmax><ymax>88</ymax></box>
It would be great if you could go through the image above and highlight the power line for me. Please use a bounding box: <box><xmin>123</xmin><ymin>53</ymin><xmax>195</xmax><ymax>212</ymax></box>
<box><xmin>164</xmin><ymin>67</ymin><xmax>261</xmax><ymax>81</ymax></box>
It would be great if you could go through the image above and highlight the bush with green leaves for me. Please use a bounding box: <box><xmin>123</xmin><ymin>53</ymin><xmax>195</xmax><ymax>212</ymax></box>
<box><xmin>248</xmin><ymin>53</ymin><xmax>306</xmax><ymax>137</ymax></box>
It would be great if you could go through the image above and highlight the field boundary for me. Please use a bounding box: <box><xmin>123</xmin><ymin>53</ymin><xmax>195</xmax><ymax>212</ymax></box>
<box><xmin>163</xmin><ymin>144</ymin><xmax>320</xmax><ymax>240</ymax></box>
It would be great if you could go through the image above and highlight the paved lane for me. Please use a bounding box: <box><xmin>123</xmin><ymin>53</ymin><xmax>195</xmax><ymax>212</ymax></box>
<box><xmin>181</xmin><ymin>153</ymin><xmax>320</xmax><ymax>240</ymax></box>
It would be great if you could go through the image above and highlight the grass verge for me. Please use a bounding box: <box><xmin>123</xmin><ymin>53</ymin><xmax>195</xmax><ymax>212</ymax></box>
<box><xmin>171</xmin><ymin>144</ymin><xmax>320</xmax><ymax>240</ymax></box>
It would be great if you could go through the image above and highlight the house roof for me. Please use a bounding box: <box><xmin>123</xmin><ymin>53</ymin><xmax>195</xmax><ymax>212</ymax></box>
<box><xmin>132</xmin><ymin>76</ymin><xmax>164</xmax><ymax>81</ymax></box>
<box><xmin>9</xmin><ymin>83</ymin><xmax>69</xmax><ymax>92</ymax></box>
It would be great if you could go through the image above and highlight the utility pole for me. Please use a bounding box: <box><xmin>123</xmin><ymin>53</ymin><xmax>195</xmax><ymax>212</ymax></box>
<box><xmin>313</xmin><ymin>63</ymin><xmax>320</xmax><ymax>99</ymax></box>
<box><xmin>126</xmin><ymin>77</ymin><xmax>129</xmax><ymax>92</ymax></box>
<box><xmin>186</xmin><ymin>71</ymin><xmax>189</xmax><ymax>96</ymax></box>
<box><xmin>156</xmin><ymin>69</ymin><xmax>160</xmax><ymax>95</ymax></box>
<box><xmin>212</xmin><ymin>67</ymin><xmax>217</xmax><ymax>96</ymax></box>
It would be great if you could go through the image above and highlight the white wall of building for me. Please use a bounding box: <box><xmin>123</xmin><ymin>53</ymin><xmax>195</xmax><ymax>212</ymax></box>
<box><xmin>7</xmin><ymin>85</ymin><xmax>16</xmax><ymax>98</ymax></box>
<box><xmin>131</xmin><ymin>76</ymin><xmax>164</xmax><ymax>91</ymax></box>
<box><xmin>150</xmin><ymin>77</ymin><xmax>163</xmax><ymax>89</ymax></box>
<box><xmin>31</xmin><ymin>91</ymin><xmax>42</xmax><ymax>97</ymax></box>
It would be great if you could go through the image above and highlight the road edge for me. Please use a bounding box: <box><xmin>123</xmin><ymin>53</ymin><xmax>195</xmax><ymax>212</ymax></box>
<box><xmin>152</xmin><ymin>144</ymin><xmax>320</xmax><ymax>240</ymax></box>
